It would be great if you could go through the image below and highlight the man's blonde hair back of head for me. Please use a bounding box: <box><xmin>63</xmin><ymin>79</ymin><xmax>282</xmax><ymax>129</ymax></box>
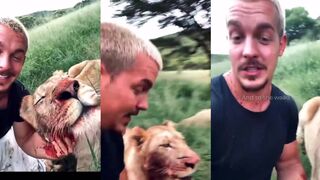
<box><xmin>101</xmin><ymin>22</ymin><xmax>163</xmax><ymax>76</ymax></box>
<box><xmin>0</xmin><ymin>17</ymin><xmax>29</xmax><ymax>49</ymax></box>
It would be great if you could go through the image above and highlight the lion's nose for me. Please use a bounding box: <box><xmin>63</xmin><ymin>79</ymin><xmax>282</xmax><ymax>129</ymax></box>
<box><xmin>56</xmin><ymin>79</ymin><xmax>79</xmax><ymax>100</ymax></box>
<box><xmin>179</xmin><ymin>150</ymin><xmax>200</xmax><ymax>169</ymax></box>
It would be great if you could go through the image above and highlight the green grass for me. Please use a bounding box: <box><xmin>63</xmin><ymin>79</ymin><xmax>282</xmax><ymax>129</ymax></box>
<box><xmin>129</xmin><ymin>71</ymin><xmax>211</xmax><ymax>179</ymax></box>
<box><xmin>159</xmin><ymin>70</ymin><xmax>210</xmax><ymax>84</ymax></box>
<box><xmin>211</xmin><ymin>41</ymin><xmax>320</xmax><ymax>179</ymax></box>
<box><xmin>19</xmin><ymin>2</ymin><xmax>100</xmax><ymax>92</ymax></box>
<box><xmin>211</xmin><ymin>58</ymin><xmax>230</xmax><ymax>77</ymax></box>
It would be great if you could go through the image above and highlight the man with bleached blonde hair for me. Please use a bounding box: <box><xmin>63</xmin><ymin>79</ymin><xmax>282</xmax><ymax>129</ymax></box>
<box><xmin>100</xmin><ymin>22</ymin><xmax>163</xmax><ymax>179</ymax></box>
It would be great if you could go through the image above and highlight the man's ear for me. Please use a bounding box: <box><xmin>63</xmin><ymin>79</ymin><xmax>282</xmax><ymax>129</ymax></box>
<box><xmin>101</xmin><ymin>63</ymin><xmax>111</xmax><ymax>84</ymax></box>
<box><xmin>20</xmin><ymin>95</ymin><xmax>38</xmax><ymax>129</ymax></box>
<box><xmin>279</xmin><ymin>34</ymin><xmax>287</xmax><ymax>57</ymax></box>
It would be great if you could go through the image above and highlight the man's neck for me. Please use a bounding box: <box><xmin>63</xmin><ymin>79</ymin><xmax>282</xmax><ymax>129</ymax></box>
<box><xmin>224</xmin><ymin>73</ymin><xmax>272</xmax><ymax>112</ymax></box>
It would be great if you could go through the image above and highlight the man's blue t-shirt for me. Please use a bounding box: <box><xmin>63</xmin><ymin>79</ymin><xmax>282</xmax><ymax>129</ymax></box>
<box><xmin>212</xmin><ymin>75</ymin><xmax>298</xmax><ymax>180</ymax></box>
<box><xmin>101</xmin><ymin>129</ymin><xmax>125</xmax><ymax>180</ymax></box>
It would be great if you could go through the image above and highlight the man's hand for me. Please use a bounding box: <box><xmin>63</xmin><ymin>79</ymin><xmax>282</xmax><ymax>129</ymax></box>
<box><xmin>13</xmin><ymin>121</ymin><xmax>76</xmax><ymax>160</ymax></box>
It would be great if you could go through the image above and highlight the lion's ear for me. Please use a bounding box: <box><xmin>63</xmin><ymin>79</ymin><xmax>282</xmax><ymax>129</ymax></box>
<box><xmin>131</xmin><ymin>126</ymin><xmax>147</xmax><ymax>147</ymax></box>
<box><xmin>162</xmin><ymin>120</ymin><xmax>177</xmax><ymax>129</ymax></box>
<box><xmin>68</xmin><ymin>60</ymin><xmax>88</xmax><ymax>78</ymax></box>
<box><xmin>77</xmin><ymin>82</ymin><xmax>100</xmax><ymax>106</ymax></box>
<box><xmin>20</xmin><ymin>95</ymin><xmax>38</xmax><ymax>129</ymax></box>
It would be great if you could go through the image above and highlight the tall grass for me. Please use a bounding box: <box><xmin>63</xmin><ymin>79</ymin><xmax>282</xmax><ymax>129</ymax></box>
<box><xmin>19</xmin><ymin>2</ymin><xmax>100</xmax><ymax>92</ymax></box>
<box><xmin>129</xmin><ymin>76</ymin><xmax>211</xmax><ymax>179</ymax></box>
<box><xmin>274</xmin><ymin>41</ymin><xmax>320</xmax><ymax>106</ymax></box>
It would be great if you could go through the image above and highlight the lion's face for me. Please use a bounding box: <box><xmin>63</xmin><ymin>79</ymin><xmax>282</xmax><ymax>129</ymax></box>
<box><xmin>20</xmin><ymin>70</ymin><xmax>100</xmax><ymax>141</ymax></box>
<box><xmin>124</xmin><ymin>122</ymin><xmax>200</xmax><ymax>180</ymax></box>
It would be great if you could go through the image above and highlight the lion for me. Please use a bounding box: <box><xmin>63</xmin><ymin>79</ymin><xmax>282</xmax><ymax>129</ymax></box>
<box><xmin>68</xmin><ymin>59</ymin><xmax>100</xmax><ymax>93</ymax></box>
<box><xmin>123</xmin><ymin>121</ymin><xmax>200</xmax><ymax>180</ymax></box>
<box><xmin>297</xmin><ymin>96</ymin><xmax>320</xmax><ymax>180</ymax></box>
<box><xmin>19</xmin><ymin>60</ymin><xmax>101</xmax><ymax>171</ymax></box>
<box><xmin>178</xmin><ymin>109</ymin><xmax>211</xmax><ymax>127</ymax></box>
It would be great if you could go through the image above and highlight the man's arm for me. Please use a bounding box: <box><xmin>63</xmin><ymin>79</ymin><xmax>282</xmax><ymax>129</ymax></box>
<box><xmin>120</xmin><ymin>169</ymin><xmax>128</xmax><ymax>180</ymax></box>
<box><xmin>276</xmin><ymin>140</ymin><xmax>306</xmax><ymax>180</ymax></box>
<box><xmin>13</xmin><ymin>121</ymin><xmax>74</xmax><ymax>159</ymax></box>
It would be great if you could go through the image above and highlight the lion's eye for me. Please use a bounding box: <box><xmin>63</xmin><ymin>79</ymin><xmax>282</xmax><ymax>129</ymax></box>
<box><xmin>34</xmin><ymin>96</ymin><xmax>46</xmax><ymax>105</ymax></box>
<box><xmin>160</xmin><ymin>143</ymin><xmax>172</xmax><ymax>148</ymax></box>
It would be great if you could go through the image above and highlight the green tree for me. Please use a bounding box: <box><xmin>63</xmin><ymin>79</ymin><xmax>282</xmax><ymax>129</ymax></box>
<box><xmin>285</xmin><ymin>7</ymin><xmax>317</xmax><ymax>44</ymax></box>
<box><xmin>111</xmin><ymin>0</ymin><xmax>211</xmax><ymax>69</ymax></box>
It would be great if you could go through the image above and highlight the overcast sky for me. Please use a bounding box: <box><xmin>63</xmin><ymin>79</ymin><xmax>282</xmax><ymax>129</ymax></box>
<box><xmin>101</xmin><ymin>0</ymin><xmax>183</xmax><ymax>40</ymax></box>
<box><xmin>212</xmin><ymin>0</ymin><xmax>320</xmax><ymax>55</ymax></box>
<box><xmin>0</xmin><ymin>0</ymin><xmax>82</xmax><ymax>17</ymax></box>
<box><xmin>1</xmin><ymin>0</ymin><xmax>317</xmax><ymax>50</ymax></box>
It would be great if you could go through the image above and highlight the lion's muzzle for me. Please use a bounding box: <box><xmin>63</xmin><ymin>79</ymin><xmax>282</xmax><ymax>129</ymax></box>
<box><xmin>54</xmin><ymin>79</ymin><xmax>79</xmax><ymax>101</ymax></box>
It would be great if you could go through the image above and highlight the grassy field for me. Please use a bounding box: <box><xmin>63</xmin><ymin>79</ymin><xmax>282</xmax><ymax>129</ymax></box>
<box><xmin>211</xmin><ymin>41</ymin><xmax>320</xmax><ymax>179</ymax></box>
<box><xmin>130</xmin><ymin>71</ymin><xmax>211</xmax><ymax>180</ymax></box>
<box><xmin>19</xmin><ymin>2</ymin><xmax>100</xmax><ymax>92</ymax></box>
<box><xmin>159</xmin><ymin>70</ymin><xmax>210</xmax><ymax>84</ymax></box>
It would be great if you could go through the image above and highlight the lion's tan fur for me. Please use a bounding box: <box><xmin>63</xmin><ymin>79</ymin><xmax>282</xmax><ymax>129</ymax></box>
<box><xmin>123</xmin><ymin>121</ymin><xmax>200</xmax><ymax>180</ymax></box>
<box><xmin>297</xmin><ymin>96</ymin><xmax>320</xmax><ymax>180</ymax></box>
<box><xmin>178</xmin><ymin>109</ymin><xmax>211</xmax><ymax>127</ymax></box>
<box><xmin>20</xmin><ymin>60</ymin><xmax>101</xmax><ymax>171</ymax></box>
<box><xmin>68</xmin><ymin>59</ymin><xmax>100</xmax><ymax>93</ymax></box>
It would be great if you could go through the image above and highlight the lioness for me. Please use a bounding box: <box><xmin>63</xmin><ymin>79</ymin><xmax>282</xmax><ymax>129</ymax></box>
<box><xmin>123</xmin><ymin>121</ymin><xmax>200</xmax><ymax>180</ymax></box>
<box><xmin>178</xmin><ymin>109</ymin><xmax>211</xmax><ymax>127</ymax></box>
<box><xmin>19</xmin><ymin>60</ymin><xmax>100</xmax><ymax>171</ymax></box>
<box><xmin>297</xmin><ymin>96</ymin><xmax>320</xmax><ymax>180</ymax></box>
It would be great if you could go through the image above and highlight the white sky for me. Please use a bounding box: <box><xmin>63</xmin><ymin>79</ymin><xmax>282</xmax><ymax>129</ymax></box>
<box><xmin>212</xmin><ymin>0</ymin><xmax>320</xmax><ymax>55</ymax></box>
<box><xmin>0</xmin><ymin>0</ymin><xmax>83</xmax><ymax>17</ymax></box>
<box><xmin>1</xmin><ymin>0</ymin><xmax>316</xmax><ymax>50</ymax></box>
<box><xmin>101</xmin><ymin>0</ymin><xmax>183</xmax><ymax>39</ymax></box>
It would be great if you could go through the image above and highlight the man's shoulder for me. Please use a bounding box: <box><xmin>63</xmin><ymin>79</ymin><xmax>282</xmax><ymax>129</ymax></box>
<box><xmin>211</xmin><ymin>74</ymin><xmax>223</xmax><ymax>85</ymax></box>
<box><xmin>101</xmin><ymin>129</ymin><xmax>124</xmax><ymax>148</ymax></box>
<box><xmin>11</xmin><ymin>80</ymin><xmax>29</xmax><ymax>96</ymax></box>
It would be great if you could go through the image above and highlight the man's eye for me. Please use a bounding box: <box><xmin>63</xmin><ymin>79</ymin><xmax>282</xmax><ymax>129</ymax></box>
<box><xmin>259</xmin><ymin>36</ymin><xmax>272</xmax><ymax>44</ymax></box>
<box><xmin>11</xmin><ymin>54</ymin><xmax>25</xmax><ymax>62</ymax></box>
<box><xmin>132</xmin><ymin>86</ymin><xmax>144</xmax><ymax>95</ymax></box>
<box><xmin>230</xmin><ymin>33</ymin><xmax>243</xmax><ymax>44</ymax></box>
<box><xmin>12</xmin><ymin>56</ymin><xmax>22</xmax><ymax>62</ymax></box>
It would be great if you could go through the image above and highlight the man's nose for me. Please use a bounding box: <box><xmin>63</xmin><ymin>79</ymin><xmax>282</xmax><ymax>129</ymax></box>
<box><xmin>137</xmin><ymin>95</ymin><xmax>149</xmax><ymax>111</ymax></box>
<box><xmin>242</xmin><ymin>37</ymin><xmax>258</xmax><ymax>59</ymax></box>
<box><xmin>0</xmin><ymin>54</ymin><xmax>10</xmax><ymax>71</ymax></box>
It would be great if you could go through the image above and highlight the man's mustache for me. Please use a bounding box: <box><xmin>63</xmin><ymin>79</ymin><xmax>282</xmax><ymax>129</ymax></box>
<box><xmin>238</xmin><ymin>59</ymin><xmax>267</xmax><ymax>71</ymax></box>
